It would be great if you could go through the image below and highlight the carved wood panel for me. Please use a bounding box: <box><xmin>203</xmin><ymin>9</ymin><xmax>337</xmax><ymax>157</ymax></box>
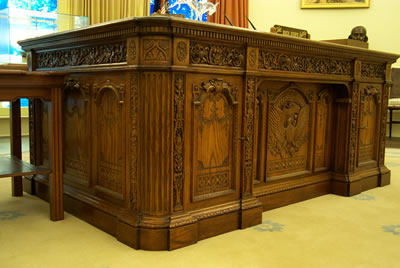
<box><xmin>29</xmin><ymin>100</ymin><xmax>42</xmax><ymax>166</ymax></box>
<box><xmin>93</xmin><ymin>80</ymin><xmax>126</xmax><ymax>201</ymax></box>
<box><xmin>314</xmin><ymin>89</ymin><xmax>333</xmax><ymax>170</ymax></box>
<box><xmin>190</xmin><ymin>77</ymin><xmax>240</xmax><ymax>203</ymax></box>
<box><xmin>63</xmin><ymin>79</ymin><xmax>90</xmax><ymax>185</ymax></box>
<box><xmin>357</xmin><ymin>85</ymin><xmax>380</xmax><ymax>165</ymax></box>
<box><xmin>255</xmin><ymin>82</ymin><xmax>327</xmax><ymax>183</ymax></box>
<box><xmin>41</xmin><ymin>101</ymin><xmax>50</xmax><ymax>167</ymax></box>
<box><xmin>36</xmin><ymin>42</ymin><xmax>127</xmax><ymax>69</ymax></box>
<box><xmin>142</xmin><ymin>38</ymin><xmax>170</xmax><ymax>65</ymax></box>
<box><xmin>174</xmin><ymin>74</ymin><xmax>185</xmax><ymax>211</ymax></box>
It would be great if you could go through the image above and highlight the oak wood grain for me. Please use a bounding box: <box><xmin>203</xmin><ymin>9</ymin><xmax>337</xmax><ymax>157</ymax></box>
<box><xmin>17</xmin><ymin>15</ymin><xmax>400</xmax><ymax>250</ymax></box>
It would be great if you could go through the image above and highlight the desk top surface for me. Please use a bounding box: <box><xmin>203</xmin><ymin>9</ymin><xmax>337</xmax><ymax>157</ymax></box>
<box><xmin>19</xmin><ymin>15</ymin><xmax>399</xmax><ymax>62</ymax></box>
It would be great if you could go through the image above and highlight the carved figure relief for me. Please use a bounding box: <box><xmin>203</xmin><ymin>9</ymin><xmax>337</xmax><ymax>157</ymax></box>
<box><xmin>192</xmin><ymin>78</ymin><xmax>238</xmax><ymax>200</ymax></box>
<box><xmin>348</xmin><ymin>26</ymin><xmax>368</xmax><ymax>42</ymax></box>
<box><xmin>267</xmin><ymin>86</ymin><xmax>310</xmax><ymax>176</ymax></box>
<box><xmin>173</xmin><ymin>75</ymin><xmax>185</xmax><ymax>211</ymax></box>
<box><xmin>143</xmin><ymin>39</ymin><xmax>170</xmax><ymax>62</ymax></box>
<box><xmin>190</xmin><ymin>42</ymin><xmax>245</xmax><ymax>67</ymax></box>
<box><xmin>37</xmin><ymin>43</ymin><xmax>127</xmax><ymax>69</ymax></box>
<box><xmin>259</xmin><ymin>51</ymin><xmax>351</xmax><ymax>76</ymax></box>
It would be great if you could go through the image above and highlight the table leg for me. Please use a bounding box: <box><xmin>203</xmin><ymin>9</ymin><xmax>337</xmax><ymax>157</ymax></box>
<box><xmin>49</xmin><ymin>88</ymin><xmax>64</xmax><ymax>221</ymax></box>
<box><xmin>389</xmin><ymin>108</ymin><xmax>393</xmax><ymax>139</ymax></box>
<box><xmin>10</xmin><ymin>100</ymin><xmax>22</xmax><ymax>196</ymax></box>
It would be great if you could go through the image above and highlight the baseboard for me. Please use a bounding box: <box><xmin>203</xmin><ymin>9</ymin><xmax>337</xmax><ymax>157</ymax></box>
<box><xmin>256</xmin><ymin>180</ymin><xmax>331</xmax><ymax>211</ymax></box>
<box><xmin>23</xmin><ymin>177</ymin><xmax>256</xmax><ymax>251</ymax></box>
<box><xmin>22</xmin><ymin>168</ymin><xmax>388</xmax><ymax>251</ymax></box>
<box><xmin>331</xmin><ymin>167</ymin><xmax>389</xmax><ymax>196</ymax></box>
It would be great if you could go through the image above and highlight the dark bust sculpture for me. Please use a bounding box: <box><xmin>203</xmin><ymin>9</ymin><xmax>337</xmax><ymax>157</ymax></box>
<box><xmin>348</xmin><ymin>26</ymin><xmax>368</xmax><ymax>42</ymax></box>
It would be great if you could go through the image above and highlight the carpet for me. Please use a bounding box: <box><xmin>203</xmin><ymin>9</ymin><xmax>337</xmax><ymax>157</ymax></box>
<box><xmin>1</xmin><ymin>149</ymin><xmax>399</xmax><ymax>268</ymax></box>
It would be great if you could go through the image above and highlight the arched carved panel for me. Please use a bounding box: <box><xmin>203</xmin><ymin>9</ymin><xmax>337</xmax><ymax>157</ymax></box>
<box><xmin>358</xmin><ymin>86</ymin><xmax>380</xmax><ymax>164</ymax></box>
<box><xmin>63</xmin><ymin>79</ymin><xmax>90</xmax><ymax>184</ymax></box>
<box><xmin>192</xmin><ymin>78</ymin><xmax>238</xmax><ymax>201</ymax></box>
<box><xmin>266</xmin><ymin>85</ymin><xmax>311</xmax><ymax>178</ymax></box>
<box><xmin>94</xmin><ymin>80</ymin><xmax>125</xmax><ymax>104</ymax></box>
<box><xmin>94</xmin><ymin>83</ymin><xmax>125</xmax><ymax>199</ymax></box>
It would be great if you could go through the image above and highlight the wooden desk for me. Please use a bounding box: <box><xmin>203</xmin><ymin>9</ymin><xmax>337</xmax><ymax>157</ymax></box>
<box><xmin>0</xmin><ymin>69</ymin><xmax>64</xmax><ymax>221</ymax></box>
<box><xmin>19</xmin><ymin>16</ymin><xmax>399</xmax><ymax>249</ymax></box>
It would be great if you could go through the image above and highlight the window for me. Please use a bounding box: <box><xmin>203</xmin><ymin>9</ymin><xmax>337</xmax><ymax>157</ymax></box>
<box><xmin>1</xmin><ymin>1</ymin><xmax>56</xmax><ymax>107</ymax></box>
<box><xmin>150</xmin><ymin>0</ymin><xmax>208</xmax><ymax>22</ymax></box>
<box><xmin>7</xmin><ymin>0</ymin><xmax>57</xmax><ymax>12</ymax></box>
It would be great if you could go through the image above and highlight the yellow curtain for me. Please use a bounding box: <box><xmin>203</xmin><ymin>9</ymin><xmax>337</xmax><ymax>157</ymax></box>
<box><xmin>58</xmin><ymin>0</ymin><xmax>150</xmax><ymax>25</ymax></box>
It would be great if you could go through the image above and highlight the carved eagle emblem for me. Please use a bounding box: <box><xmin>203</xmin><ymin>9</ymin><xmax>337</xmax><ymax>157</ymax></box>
<box><xmin>268</xmin><ymin>92</ymin><xmax>309</xmax><ymax>158</ymax></box>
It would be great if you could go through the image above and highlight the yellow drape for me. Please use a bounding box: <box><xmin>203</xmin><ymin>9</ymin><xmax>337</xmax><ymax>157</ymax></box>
<box><xmin>58</xmin><ymin>0</ymin><xmax>150</xmax><ymax>25</ymax></box>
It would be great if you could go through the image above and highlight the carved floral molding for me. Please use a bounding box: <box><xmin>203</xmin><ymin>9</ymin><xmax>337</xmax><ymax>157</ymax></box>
<box><xmin>361</xmin><ymin>63</ymin><xmax>385</xmax><ymax>79</ymax></box>
<box><xmin>259</xmin><ymin>51</ymin><xmax>351</xmax><ymax>75</ymax></box>
<box><xmin>349</xmin><ymin>84</ymin><xmax>360</xmax><ymax>172</ymax></box>
<box><xmin>190</xmin><ymin>42</ymin><xmax>245</xmax><ymax>68</ymax></box>
<box><xmin>176</xmin><ymin>41</ymin><xmax>187</xmax><ymax>62</ymax></box>
<box><xmin>130</xmin><ymin>73</ymin><xmax>138</xmax><ymax>207</ymax></box>
<box><xmin>193</xmin><ymin>78</ymin><xmax>238</xmax><ymax>105</ymax></box>
<box><xmin>173</xmin><ymin>75</ymin><xmax>185</xmax><ymax>211</ymax></box>
<box><xmin>37</xmin><ymin>43</ymin><xmax>127</xmax><ymax>69</ymax></box>
<box><xmin>243</xmin><ymin>78</ymin><xmax>255</xmax><ymax>194</ymax></box>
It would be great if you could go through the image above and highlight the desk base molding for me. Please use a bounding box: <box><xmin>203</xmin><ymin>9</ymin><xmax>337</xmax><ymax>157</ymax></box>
<box><xmin>331</xmin><ymin>168</ymin><xmax>390</xmax><ymax>196</ymax></box>
<box><xmin>24</xmin><ymin>170</ymin><xmax>389</xmax><ymax>250</ymax></box>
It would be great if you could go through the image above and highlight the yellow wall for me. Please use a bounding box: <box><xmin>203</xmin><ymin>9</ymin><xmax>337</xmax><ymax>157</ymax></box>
<box><xmin>0</xmin><ymin>107</ymin><xmax>29</xmax><ymax>137</ymax></box>
<box><xmin>249</xmin><ymin>0</ymin><xmax>400</xmax><ymax>67</ymax></box>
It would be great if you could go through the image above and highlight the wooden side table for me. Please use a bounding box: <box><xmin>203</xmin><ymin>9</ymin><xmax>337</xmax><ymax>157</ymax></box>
<box><xmin>0</xmin><ymin>69</ymin><xmax>65</xmax><ymax>221</ymax></box>
<box><xmin>388</xmin><ymin>106</ymin><xmax>400</xmax><ymax>139</ymax></box>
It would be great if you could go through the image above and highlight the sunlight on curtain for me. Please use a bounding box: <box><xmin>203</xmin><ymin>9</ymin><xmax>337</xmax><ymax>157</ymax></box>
<box><xmin>58</xmin><ymin>0</ymin><xmax>150</xmax><ymax>25</ymax></box>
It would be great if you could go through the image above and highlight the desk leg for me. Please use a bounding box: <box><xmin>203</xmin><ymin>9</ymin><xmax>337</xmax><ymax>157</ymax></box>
<box><xmin>49</xmin><ymin>88</ymin><xmax>64</xmax><ymax>221</ymax></box>
<box><xmin>10</xmin><ymin>100</ymin><xmax>23</xmax><ymax>196</ymax></box>
<box><xmin>389</xmin><ymin>108</ymin><xmax>393</xmax><ymax>139</ymax></box>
